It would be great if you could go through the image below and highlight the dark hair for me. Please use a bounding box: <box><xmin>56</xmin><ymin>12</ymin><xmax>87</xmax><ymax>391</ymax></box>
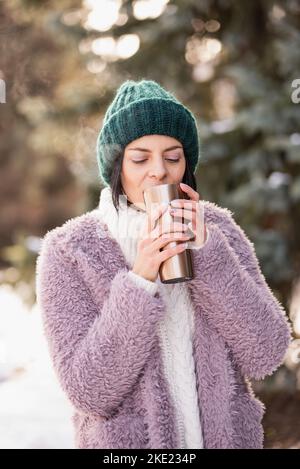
<box><xmin>109</xmin><ymin>149</ymin><xmax>198</xmax><ymax>213</ymax></box>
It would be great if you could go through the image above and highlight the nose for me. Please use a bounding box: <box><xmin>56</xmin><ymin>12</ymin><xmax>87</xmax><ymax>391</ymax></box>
<box><xmin>149</xmin><ymin>158</ymin><xmax>167</xmax><ymax>180</ymax></box>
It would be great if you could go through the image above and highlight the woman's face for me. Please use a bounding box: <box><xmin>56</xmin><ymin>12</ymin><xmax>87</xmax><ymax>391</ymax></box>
<box><xmin>121</xmin><ymin>134</ymin><xmax>186</xmax><ymax>209</ymax></box>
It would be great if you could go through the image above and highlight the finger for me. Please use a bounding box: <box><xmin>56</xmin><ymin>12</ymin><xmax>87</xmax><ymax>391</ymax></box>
<box><xmin>139</xmin><ymin>203</ymin><xmax>170</xmax><ymax>241</ymax></box>
<box><xmin>179</xmin><ymin>182</ymin><xmax>200</xmax><ymax>202</ymax></box>
<box><xmin>158</xmin><ymin>240</ymin><xmax>188</xmax><ymax>262</ymax></box>
<box><xmin>170</xmin><ymin>200</ymin><xmax>198</xmax><ymax>210</ymax></box>
<box><xmin>152</xmin><ymin>221</ymin><xmax>189</xmax><ymax>238</ymax></box>
<box><xmin>154</xmin><ymin>233</ymin><xmax>190</xmax><ymax>250</ymax></box>
<box><xmin>172</xmin><ymin>205</ymin><xmax>204</xmax><ymax>234</ymax></box>
<box><xmin>169</xmin><ymin>207</ymin><xmax>195</xmax><ymax>221</ymax></box>
<box><xmin>148</xmin><ymin>202</ymin><xmax>169</xmax><ymax>233</ymax></box>
<box><xmin>188</xmin><ymin>206</ymin><xmax>205</xmax><ymax>240</ymax></box>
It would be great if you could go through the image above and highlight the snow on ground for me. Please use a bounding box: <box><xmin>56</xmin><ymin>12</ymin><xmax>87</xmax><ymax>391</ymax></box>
<box><xmin>0</xmin><ymin>285</ymin><xmax>75</xmax><ymax>449</ymax></box>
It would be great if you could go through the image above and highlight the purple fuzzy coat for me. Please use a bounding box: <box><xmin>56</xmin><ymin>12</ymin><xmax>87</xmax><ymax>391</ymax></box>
<box><xmin>35</xmin><ymin>200</ymin><xmax>292</xmax><ymax>449</ymax></box>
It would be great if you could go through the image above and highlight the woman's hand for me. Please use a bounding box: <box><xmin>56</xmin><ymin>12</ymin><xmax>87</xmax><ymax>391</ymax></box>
<box><xmin>132</xmin><ymin>202</ymin><xmax>191</xmax><ymax>282</ymax></box>
<box><xmin>169</xmin><ymin>182</ymin><xmax>207</xmax><ymax>249</ymax></box>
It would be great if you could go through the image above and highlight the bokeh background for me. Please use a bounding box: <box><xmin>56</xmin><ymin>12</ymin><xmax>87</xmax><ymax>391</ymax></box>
<box><xmin>0</xmin><ymin>0</ymin><xmax>300</xmax><ymax>449</ymax></box>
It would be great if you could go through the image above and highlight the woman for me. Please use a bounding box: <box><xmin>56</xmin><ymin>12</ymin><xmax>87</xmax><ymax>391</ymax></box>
<box><xmin>36</xmin><ymin>79</ymin><xmax>292</xmax><ymax>449</ymax></box>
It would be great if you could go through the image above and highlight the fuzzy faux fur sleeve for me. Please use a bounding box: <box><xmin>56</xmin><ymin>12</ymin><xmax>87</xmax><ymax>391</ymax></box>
<box><xmin>35</xmin><ymin>230</ymin><xmax>166</xmax><ymax>419</ymax></box>
<box><xmin>188</xmin><ymin>210</ymin><xmax>292</xmax><ymax>381</ymax></box>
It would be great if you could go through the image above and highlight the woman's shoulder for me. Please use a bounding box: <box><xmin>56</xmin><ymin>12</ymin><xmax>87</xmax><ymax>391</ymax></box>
<box><xmin>203</xmin><ymin>200</ymin><xmax>255</xmax><ymax>253</ymax></box>
<box><xmin>203</xmin><ymin>199</ymin><xmax>252</xmax><ymax>248</ymax></box>
<box><xmin>36</xmin><ymin>210</ymin><xmax>128</xmax><ymax>291</ymax></box>
<box><xmin>38</xmin><ymin>209</ymin><xmax>109</xmax><ymax>261</ymax></box>
<box><xmin>203</xmin><ymin>199</ymin><xmax>235</xmax><ymax>227</ymax></box>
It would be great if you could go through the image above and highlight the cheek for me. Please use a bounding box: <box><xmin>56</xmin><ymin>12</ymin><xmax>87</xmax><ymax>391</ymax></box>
<box><xmin>122</xmin><ymin>159</ymin><xmax>140</xmax><ymax>180</ymax></box>
<box><xmin>170</xmin><ymin>160</ymin><xmax>185</xmax><ymax>176</ymax></box>
<box><xmin>123</xmin><ymin>164</ymin><xmax>146</xmax><ymax>183</ymax></box>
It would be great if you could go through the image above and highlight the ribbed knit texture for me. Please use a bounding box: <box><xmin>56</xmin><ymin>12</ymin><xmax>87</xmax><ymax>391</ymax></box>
<box><xmin>96</xmin><ymin>79</ymin><xmax>200</xmax><ymax>187</ymax></box>
<box><xmin>96</xmin><ymin>186</ymin><xmax>207</xmax><ymax>449</ymax></box>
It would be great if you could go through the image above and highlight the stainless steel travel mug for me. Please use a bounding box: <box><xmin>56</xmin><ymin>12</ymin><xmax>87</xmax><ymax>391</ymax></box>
<box><xmin>143</xmin><ymin>183</ymin><xmax>195</xmax><ymax>284</ymax></box>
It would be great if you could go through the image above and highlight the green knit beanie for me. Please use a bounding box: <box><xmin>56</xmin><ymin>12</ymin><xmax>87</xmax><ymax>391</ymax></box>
<box><xmin>96</xmin><ymin>79</ymin><xmax>200</xmax><ymax>187</ymax></box>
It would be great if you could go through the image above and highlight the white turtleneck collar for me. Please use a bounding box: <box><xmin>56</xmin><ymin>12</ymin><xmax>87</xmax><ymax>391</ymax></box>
<box><xmin>97</xmin><ymin>186</ymin><xmax>149</xmax><ymax>271</ymax></box>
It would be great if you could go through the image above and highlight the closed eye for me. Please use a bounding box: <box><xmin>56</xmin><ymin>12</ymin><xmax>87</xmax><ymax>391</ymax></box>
<box><xmin>133</xmin><ymin>159</ymin><xmax>180</xmax><ymax>164</ymax></box>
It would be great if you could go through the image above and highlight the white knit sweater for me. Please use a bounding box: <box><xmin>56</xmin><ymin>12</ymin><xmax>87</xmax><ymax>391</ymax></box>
<box><xmin>96</xmin><ymin>187</ymin><xmax>209</xmax><ymax>449</ymax></box>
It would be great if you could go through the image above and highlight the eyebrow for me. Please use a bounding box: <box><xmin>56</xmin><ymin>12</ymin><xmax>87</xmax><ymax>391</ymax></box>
<box><xmin>127</xmin><ymin>145</ymin><xmax>183</xmax><ymax>152</ymax></box>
